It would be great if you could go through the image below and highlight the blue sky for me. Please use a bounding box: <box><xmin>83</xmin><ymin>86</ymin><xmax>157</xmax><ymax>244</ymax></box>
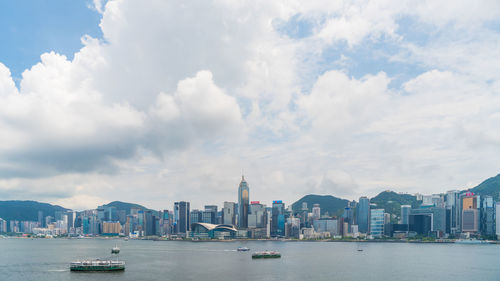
<box><xmin>0</xmin><ymin>0</ymin><xmax>102</xmax><ymax>82</ymax></box>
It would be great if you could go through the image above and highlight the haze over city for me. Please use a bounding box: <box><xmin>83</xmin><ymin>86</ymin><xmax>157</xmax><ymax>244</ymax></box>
<box><xmin>1</xmin><ymin>0</ymin><xmax>500</xmax><ymax>210</ymax></box>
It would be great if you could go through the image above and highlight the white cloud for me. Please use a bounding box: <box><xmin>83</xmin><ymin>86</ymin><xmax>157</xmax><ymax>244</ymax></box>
<box><xmin>0</xmin><ymin>0</ymin><xmax>499</xmax><ymax>209</ymax></box>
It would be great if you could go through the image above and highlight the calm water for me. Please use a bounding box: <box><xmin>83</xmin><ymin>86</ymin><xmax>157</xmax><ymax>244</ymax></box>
<box><xmin>0</xmin><ymin>238</ymin><xmax>499</xmax><ymax>281</ymax></box>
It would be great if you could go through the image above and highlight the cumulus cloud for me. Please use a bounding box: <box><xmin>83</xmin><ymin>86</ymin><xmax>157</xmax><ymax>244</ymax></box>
<box><xmin>0</xmin><ymin>0</ymin><xmax>499</xmax><ymax>209</ymax></box>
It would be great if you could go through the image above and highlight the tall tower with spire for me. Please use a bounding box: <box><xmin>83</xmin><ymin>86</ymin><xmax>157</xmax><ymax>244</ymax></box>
<box><xmin>238</xmin><ymin>175</ymin><xmax>250</xmax><ymax>229</ymax></box>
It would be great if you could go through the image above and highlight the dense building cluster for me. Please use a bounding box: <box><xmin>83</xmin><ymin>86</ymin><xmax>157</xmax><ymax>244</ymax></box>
<box><xmin>0</xmin><ymin>177</ymin><xmax>498</xmax><ymax>240</ymax></box>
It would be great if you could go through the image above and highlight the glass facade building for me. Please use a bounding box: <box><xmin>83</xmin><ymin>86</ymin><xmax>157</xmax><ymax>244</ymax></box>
<box><xmin>370</xmin><ymin>209</ymin><xmax>384</xmax><ymax>238</ymax></box>
<box><xmin>238</xmin><ymin>176</ymin><xmax>250</xmax><ymax>229</ymax></box>
<box><xmin>357</xmin><ymin>197</ymin><xmax>370</xmax><ymax>233</ymax></box>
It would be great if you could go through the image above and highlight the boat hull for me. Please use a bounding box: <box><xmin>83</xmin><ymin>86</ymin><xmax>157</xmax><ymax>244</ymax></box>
<box><xmin>70</xmin><ymin>265</ymin><xmax>125</xmax><ymax>271</ymax></box>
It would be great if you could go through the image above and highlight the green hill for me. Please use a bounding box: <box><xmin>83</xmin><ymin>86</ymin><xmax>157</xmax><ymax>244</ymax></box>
<box><xmin>0</xmin><ymin>201</ymin><xmax>68</xmax><ymax>221</ymax></box>
<box><xmin>292</xmin><ymin>194</ymin><xmax>349</xmax><ymax>217</ymax></box>
<box><xmin>470</xmin><ymin>174</ymin><xmax>500</xmax><ymax>200</ymax></box>
<box><xmin>370</xmin><ymin>191</ymin><xmax>420</xmax><ymax>222</ymax></box>
<box><xmin>102</xmin><ymin>201</ymin><xmax>154</xmax><ymax>215</ymax></box>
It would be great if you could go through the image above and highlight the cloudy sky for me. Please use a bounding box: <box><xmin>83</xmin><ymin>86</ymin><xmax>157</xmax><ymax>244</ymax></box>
<box><xmin>0</xmin><ymin>0</ymin><xmax>499</xmax><ymax>210</ymax></box>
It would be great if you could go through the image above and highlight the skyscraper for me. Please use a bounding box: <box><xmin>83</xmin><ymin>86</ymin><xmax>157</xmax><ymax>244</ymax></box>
<box><xmin>271</xmin><ymin>200</ymin><xmax>285</xmax><ymax>237</ymax></box>
<box><xmin>238</xmin><ymin>176</ymin><xmax>250</xmax><ymax>229</ymax></box>
<box><xmin>370</xmin><ymin>209</ymin><xmax>384</xmax><ymax>238</ymax></box>
<box><xmin>223</xmin><ymin>202</ymin><xmax>236</xmax><ymax>225</ymax></box>
<box><xmin>496</xmin><ymin>202</ymin><xmax>500</xmax><ymax>239</ymax></box>
<box><xmin>357</xmin><ymin>196</ymin><xmax>370</xmax><ymax>233</ymax></box>
<box><xmin>174</xmin><ymin>201</ymin><xmax>190</xmax><ymax>234</ymax></box>
<box><xmin>400</xmin><ymin>205</ymin><xmax>411</xmax><ymax>225</ymax></box>
<box><xmin>312</xmin><ymin>204</ymin><xmax>321</xmax><ymax>220</ymax></box>
<box><xmin>461</xmin><ymin>192</ymin><xmax>479</xmax><ymax>233</ymax></box>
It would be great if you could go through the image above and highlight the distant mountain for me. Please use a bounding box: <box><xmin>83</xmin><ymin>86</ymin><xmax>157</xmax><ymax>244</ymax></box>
<box><xmin>102</xmin><ymin>201</ymin><xmax>154</xmax><ymax>215</ymax></box>
<box><xmin>470</xmin><ymin>174</ymin><xmax>500</xmax><ymax>200</ymax></box>
<box><xmin>292</xmin><ymin>194</ymin><xmax>349</xmax><ymax>217</ymax></box>
<box><xmin>370</xmin><ymin>191</ymin><xmax>420</xmax><ymax>221</ymax></box>
<box><xmin>0</xmin><ymin>201</ymin><xmax>68</xmax><ymax>222</ymax></box>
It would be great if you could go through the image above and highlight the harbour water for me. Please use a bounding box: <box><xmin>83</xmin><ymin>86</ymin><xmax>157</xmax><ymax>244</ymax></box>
<box><xmin>0</xmin><ymin>238</ymin><xmax>499</xmax><ymax>281</ymax></box>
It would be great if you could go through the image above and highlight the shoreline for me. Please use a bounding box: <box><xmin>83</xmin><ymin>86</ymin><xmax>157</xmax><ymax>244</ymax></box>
<box><xmin>3</xmin><ymin>235</ymin><xmax>499</xmax><ymax>244</ymax></box>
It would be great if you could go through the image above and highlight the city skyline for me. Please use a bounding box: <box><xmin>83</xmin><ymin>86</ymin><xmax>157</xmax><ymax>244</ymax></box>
<box><xmin>1</xmin><ymin>1</ymin><xmax>500</xmax><ymax>211</ymax></box>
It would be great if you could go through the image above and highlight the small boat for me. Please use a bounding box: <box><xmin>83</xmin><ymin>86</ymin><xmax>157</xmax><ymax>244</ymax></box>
<box><xmin>70</xmin><ymin>259</ymin><xmax>125</xmax><ymax>271</ymax></box>
<box><xmin>111</xmin><ymin>245</ymin><xmax>120</xmax><ymax>254</ymax></box>
<box><xmin>252</xmin><ymin>251</ymin><xmax>281</xmax><ymax>259</ymax></box>
<box><xmin>237</xmin><ymin>247</ymin><xmax>250</xmax><ymax>251</ymax></box>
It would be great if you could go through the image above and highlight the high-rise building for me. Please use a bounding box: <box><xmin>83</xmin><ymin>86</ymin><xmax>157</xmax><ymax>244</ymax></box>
<box><xmin>481</xmin><ymin>196</ymin><xmax>495</xmax><ymax>237</ymax></box>
<box><xmin>446</xmin><ymin>190</ymin><xmax>460</xmax><ymax>233</ymax></box>
<box><xmin>462</xmin><ymin>209</ymin><xmax>479</xmax><ymax>233</ymax></box>
<box><xmin>409</xmin><ymin>213</ymin><xmax>432</xmax><ymax>235</ymax></box>
<box><xmin>174</xmin><ymin>201</ymin><xmax>190</xmax><ymax>234</ymax></box>
<box><xmin>410</xmin><ymin>207</ymin><xmax>447</xmax><ymax>236</ymax></box>
<box><xmin>238</xmin><ymin>176</ymin><xmax>250</xmax><ymax>229</ymax></box>
<box><xmin>312</xmin><ymin>204</ymin><xmax>321</xmax><ymax>220</ymax></box>
<box><xmin>357</xmin><ymin>197</ymin><xmax>370</xmax><ymax>233</ymax></box>
<box><xmin>37</xmin><ymin>211</ymin><xmax>44</xmax><ymax>228</ymax></box>
<box><xmin>343</xmin><ymin>207</ymin><xmax>354</xmax><ymax>232</ymax></box>
<box><xmin>248</xmin><ymin>202</ymin><xmax>266</xmax><ymax>229</ymax></box>
<box><xmin>496</xmin><ymin>202</ymin><xmax>500</xmax><ymax>239</ymax></box>
<box><xmin>190</xmin><ymin>210</ymin><xmax>202</xmax><ymax>224</ymax></box>
<box><xmin>271</xmin><ymin>200</ymin><xmax>285</xmax><ymax>237</ymax></box>
<box><xmin>369</xmin><ymin>209</ymin><xmax>384</xmax><ymax>238</ymax></box>
<box><xmin>461</xmin><ymin>192</ymin><xmax>479</xmax><ymax>233</ymax></box>
<box><xmin>400</xmin><ymin>205</ymin><xmax>411</xmax><ymax>225</ymax></box>
<box><xmin>223</xmin><ymin>202</ymin><xmax>236</xmax><ymax>225</ymax></box>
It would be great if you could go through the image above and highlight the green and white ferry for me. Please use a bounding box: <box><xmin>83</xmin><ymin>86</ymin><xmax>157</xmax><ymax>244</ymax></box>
<box><xmin>252</xmin><ymin>251</ymin><xmax>281</xmax><ymax>259</ymax></box>
<box><xmin>70</xmin><ymin>259</ymin><xmax>125</xmax><ymax>271</ymax></box>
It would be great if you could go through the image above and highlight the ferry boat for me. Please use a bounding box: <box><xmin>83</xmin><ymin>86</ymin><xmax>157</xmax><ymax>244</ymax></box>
<box><xmin>237</xmin><ymin>247</ymin><xmax>250</xmax><ymax>251</ymax></box>
<box><xmin>70</xmin><ymin>260</ymin><xmax>125</xmax><ymax>271</ymax></box>
<box><xmin>252</xmin><ymin>251</ymin><xmax>281</xmax><ymax>259</ymax></box>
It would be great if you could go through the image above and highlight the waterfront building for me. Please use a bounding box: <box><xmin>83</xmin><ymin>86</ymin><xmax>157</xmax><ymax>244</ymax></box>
<box><xmin>238</xmin><ymin>176</ymin><xmax>250</xmax><ymax>229</ymax></box>
<box><xmin>190</xmin><ymin>223</ymin><xmax>237</xmax><ymax>239</ymax></box>
<box><xmin>174</xmin><ymin>201</ymin><xmax>190</xmax><ymax>234</ymax></box>
<box><xmin>223</xmin><ymin>202</ymin><xmax>236</xmax><ymax>225</ymax></box>
<box><xmin>369</xmin><ymin>209</ymin><xmax>385</xmax><ymax>238</ymax></box>
<box><xmin>357</xmin><ymin>197</ymin><xmax>370</xmax><ymax>233</ymax></box>
<box><xmin>400</xmin><ymin>205</ymin><xmax>411</xmax><ymax>224</ymax></box>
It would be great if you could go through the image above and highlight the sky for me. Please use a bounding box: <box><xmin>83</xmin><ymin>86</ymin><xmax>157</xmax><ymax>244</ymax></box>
<box><xmin>0</xmin><ymin>0</ymin><xmax>499</xmax><ymax>211</ymax></box>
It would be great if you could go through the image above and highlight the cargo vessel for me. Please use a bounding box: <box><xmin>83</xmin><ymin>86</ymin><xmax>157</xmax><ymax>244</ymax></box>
<box><xmin>70</xmin><ymin>260</ymin><xmax>125</xmax><ymax>271</ymax></box>
<box><xmin>252</xmin><ymin>251</ymin><xmax>281</xmax><ymax>259</ymax></box>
